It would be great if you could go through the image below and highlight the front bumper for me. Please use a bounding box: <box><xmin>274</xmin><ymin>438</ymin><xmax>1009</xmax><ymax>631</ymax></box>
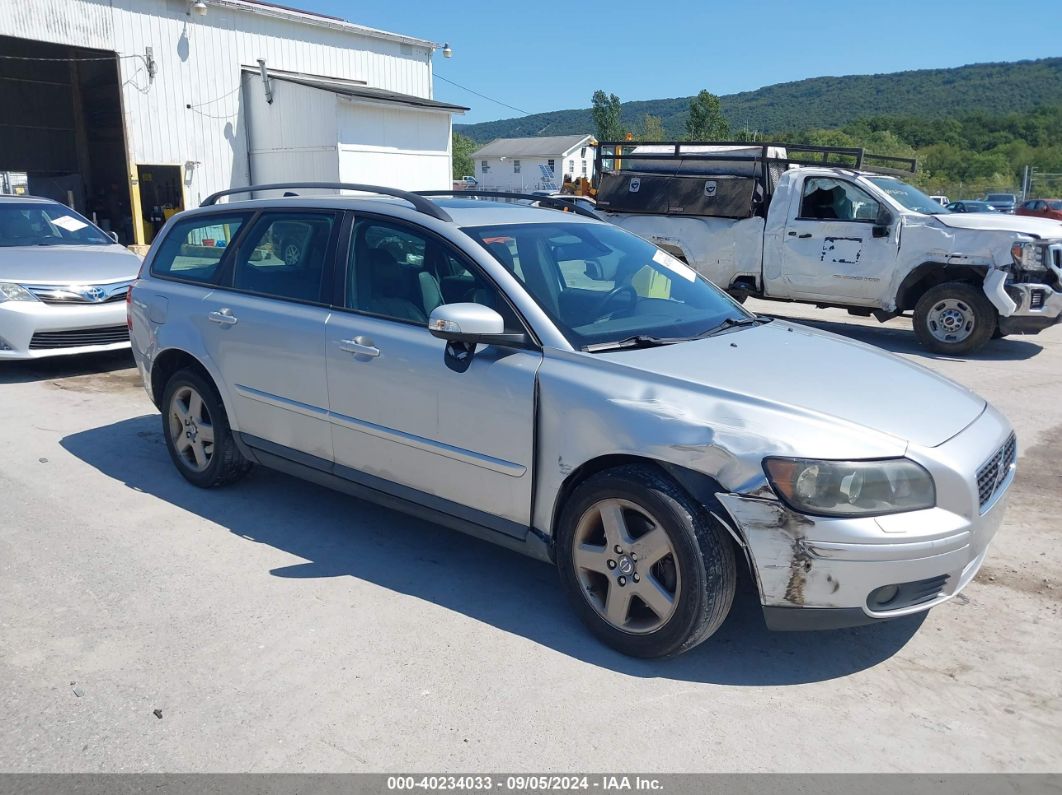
<box><xmin>717</xmin><ymin>406</ymin><xmax>1014</xmax><ymax>630</ymax></box>
<box><xmin>998</xmin><ymin>281</ymin><xmax>1062</xmax><ymax>334</ymax></box>
<box><xmin>0</xmin><ymin>300</ymin><xmax>130</xmax><ymax>360</ymax></box>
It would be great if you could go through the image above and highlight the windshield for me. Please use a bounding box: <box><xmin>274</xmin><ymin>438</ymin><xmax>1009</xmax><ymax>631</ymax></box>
<box><xmin>0</xmin><ymin>203</ymin><xmax>113</xmax><ymax>247</ymax></box>
<box><xmin>1049</xmin><ymin>201</ymin><xmax>1062</xmax><ymax>211</ymax></box>
<box><xmin>463</xmin><ymin>222</ymin><xmax>750</xmax><ymax>350</ymax></box>
<box><xmin>867</xmin><ymin>177</ymin><xmax>950</xmax><ymax>215</ymax></box>
<box><xmin>986</xmin><ymin>194</ymin><xmax>1015</xmax><ymax>202</ymax></box>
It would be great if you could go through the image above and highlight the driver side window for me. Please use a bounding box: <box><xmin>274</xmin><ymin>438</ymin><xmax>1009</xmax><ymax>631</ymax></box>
<box><xmin>345</xmin><ymin>219</ymin><xmax>522</xmax><ymax>331</ymax></box>
<box><xmin>800</xmin><ymin>178</ymin><xmax>880</xmax><ymax>222</ymax></box>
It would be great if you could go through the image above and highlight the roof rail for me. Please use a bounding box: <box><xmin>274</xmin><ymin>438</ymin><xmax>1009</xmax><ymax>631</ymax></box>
<box><xmin>416</xmin><ymin>190</ymin><xmax>600</xmax><ymax>220</ymax></box>
<box><xmin>200</xmin><ymin>182</ymin><xmax>453</xmax><ymax>221</ymax></box>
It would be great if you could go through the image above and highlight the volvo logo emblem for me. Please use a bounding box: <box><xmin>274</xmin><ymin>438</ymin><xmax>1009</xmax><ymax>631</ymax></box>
<box><xmin>81</xmin><ymin>286</ymin><xmax>106</xmax><ymax>302</ymax></box>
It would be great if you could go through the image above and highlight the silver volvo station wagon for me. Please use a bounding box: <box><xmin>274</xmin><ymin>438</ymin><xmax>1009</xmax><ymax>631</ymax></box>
<box><xmin>128</xmin><ymin>183</ymin><xmax>1015</xmax><ymax>658</ymax></box>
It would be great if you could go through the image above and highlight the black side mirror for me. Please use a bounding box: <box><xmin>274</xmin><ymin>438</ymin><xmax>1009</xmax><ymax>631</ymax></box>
<box><xmin>872</xmin><ymin>206</ymin><xmax>893</xmax><ymax>238</ymax></box>
<box><xmin>584</xmin><ymin>260</ymin><xmax>604</xmax><ymax>280</ymax></box>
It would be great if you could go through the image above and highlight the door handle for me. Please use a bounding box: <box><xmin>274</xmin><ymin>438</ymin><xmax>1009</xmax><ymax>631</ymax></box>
<box><xmin>788</xmin><ymin>231</ymin><xmax>812</xmax><ymax>239</ymax></box>
<box><xmin>208</xmin><ymin>309</ymin><xmax>238</xmax><ymax>326</ymax></box>
<box><xmin>339</xmin><ymin>337</ymin><xmax>380</xmax><ymax>358</ymax></box>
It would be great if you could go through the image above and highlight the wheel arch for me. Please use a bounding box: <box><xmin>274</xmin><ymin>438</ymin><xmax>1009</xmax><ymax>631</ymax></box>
<box><xmin>894</xmin><ymin>262</ymin><xmax>989</xmax><ymax>312</ymax></box>
<box><xmin>548</xmin><ymin>454</ymin><xmax>754</xmax><ymax>577</ymax></box>
<box><xmin>150</xmin><ymin>348</ymin><xmax>224</xmax><ymax>412</ymax></box>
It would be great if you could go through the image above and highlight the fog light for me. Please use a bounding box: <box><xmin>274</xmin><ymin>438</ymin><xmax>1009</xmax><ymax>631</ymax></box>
<box><xmin>0</xmin><ymin>337</ymin><xmax>12</xmax><ymax>351</ymax></box>
<box><xmin>869</xmin><ymin>584</ymin><xmax>900</xmax><ymax>608</ymax></box>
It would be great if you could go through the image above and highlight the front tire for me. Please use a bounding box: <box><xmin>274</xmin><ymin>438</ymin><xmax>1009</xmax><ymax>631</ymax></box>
<box><xmin>161</xmin><ymin>368</ymin><xmax>252</xmax><ymax>488</ymax></box>
<box><xmin>913</xmin><ymin>281</ymin><xmax>996</xmax><ymax>355</ymax></box>
<box><xmin>556</xmin><ymin>465</ymin><xmax>736</xmax><ymax>658</ymax></box>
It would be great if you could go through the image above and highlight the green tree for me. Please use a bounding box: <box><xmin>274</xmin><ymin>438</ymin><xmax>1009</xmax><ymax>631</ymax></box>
<box><xmin>638</xmin><ymin>113</ymin><xmax>666</xmax><ymax>141</ymax></box>
<box><xmin>591</xmin><ymin>90</ymin><xmax>623</xmax><ymax>141</ymax></box>
<box><xmin>452</xmin><ymin>132</ymin><xmax>476</xmax><ymax>180</ymax></box>
<box><xmin>684</xmin><ymin>89</ymin><xmax>731</xmax><ymax>141</ymax></box>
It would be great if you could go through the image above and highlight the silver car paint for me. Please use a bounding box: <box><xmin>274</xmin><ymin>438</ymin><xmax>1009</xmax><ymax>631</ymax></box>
<box><xmin>0</xmin><ymin>244</ymin><xmax>142</xmax><ymax>285</ymax></box>
<box><xmin>131</xmin><ymin>195</ymin><xmax>1015</xmax><ymax>621</ymax></box>
<box><xmin>0</xmin><ymin>209</ymin><xmax>142</xmax><ymax>359</ymax></box>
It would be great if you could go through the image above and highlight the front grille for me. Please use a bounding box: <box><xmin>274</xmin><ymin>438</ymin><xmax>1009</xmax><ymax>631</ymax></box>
<box><xmin>1030</xmin><ymin>289</ymin><xmax>1046</xmax><ymax>310</ymax></box>
<box><xmin>24</xmin><ymin>281</ymin><xmax>131</xmax><ymax>305</ymax></box>
<box><xmin>976</xmin><ymin>433</ymin><xmax>1017</xmax><ymax>510</ymax></box>
<box><xmin>28</xmin><ymin>325</ymin><xmax>129</xmax><ymax>350</ymax></box>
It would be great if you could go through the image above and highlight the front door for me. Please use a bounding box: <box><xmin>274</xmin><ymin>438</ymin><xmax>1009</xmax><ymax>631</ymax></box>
<box><xmin>325</xmin><ymin>216</ymin><xmax>540</xmax><ymax>536</ymax></box>
<box><xmin>202</xmin><ymin>210</ymin><xmax>339</xmax><ymax>461</ymax></box>
<box><xmin>781</xmin><ymin>176</ymin><xmax>896</xmax><ymax>305</ymax></box>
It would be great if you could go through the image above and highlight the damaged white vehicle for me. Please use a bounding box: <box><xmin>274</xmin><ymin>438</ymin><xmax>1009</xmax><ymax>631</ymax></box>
<box><xmin>594</xmin><ymin>143</ymin><xmax>1062</xmax><ymax>354</ymax></box>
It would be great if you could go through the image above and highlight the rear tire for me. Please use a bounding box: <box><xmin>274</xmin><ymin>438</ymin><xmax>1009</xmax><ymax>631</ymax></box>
<box><xmin>161</xmin><ymin>368</ymin><xmax>252</xmax><ymax>488</ymax></box>
<box><xmin>913</xmin><ymin>281</ymin><xmax>996</xmax><ymax>355</ymax></box>
<box><xmin>555</xmin><ymin>465</ymin><xmax>736</xmax><ymax>658</ymax></box>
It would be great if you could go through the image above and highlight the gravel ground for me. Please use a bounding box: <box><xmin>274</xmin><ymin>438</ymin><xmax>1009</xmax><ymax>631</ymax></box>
<box><xmin>0</xmin><ymin>303</ymin><xmax>1059</xmax><ymax>773</ymax></box>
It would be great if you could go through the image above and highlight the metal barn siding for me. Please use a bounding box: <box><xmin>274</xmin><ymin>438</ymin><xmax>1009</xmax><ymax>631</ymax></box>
<box><xmin>0</xmin><ymin>0</ymin><xmax>444</xmax><ymax>243</ymax></box>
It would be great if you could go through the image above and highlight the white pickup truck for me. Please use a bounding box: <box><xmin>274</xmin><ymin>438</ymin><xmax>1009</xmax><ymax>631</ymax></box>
<box><xmin>593</xmin><ymin>143</ymin><xmax>1062</xmax><ymax>354</ymax></box>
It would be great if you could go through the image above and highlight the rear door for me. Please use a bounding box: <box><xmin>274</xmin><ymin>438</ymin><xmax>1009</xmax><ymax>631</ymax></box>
<box><xmin>324</xmin><ymin>215</ymin><xmax>540</xmax><ymax>535</ymax></box>
<box><xmin>201</xmin><ymin>210</ymin><xmax>339</xmax><ymax>461</ymax></box>
<box><xmin>779</xmin><ymin>175</ymin><xmax>897</xmax><ymax>305</ymax></box>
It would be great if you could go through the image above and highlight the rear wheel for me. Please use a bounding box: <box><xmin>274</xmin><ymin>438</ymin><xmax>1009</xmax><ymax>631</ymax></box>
<box><xmin>162</xmin><ymin>368</ymin><xmax>252</xmax><ymax>488</ymax></box>
<box><xmin>556</xmin><ymin>465</ymin><xmax>736</xmax><ymax>658</ymax></box>
<box><xmin>913</xmin><ymin>281</ymin><xmax>996</xmax><ymax>355</ymax></box>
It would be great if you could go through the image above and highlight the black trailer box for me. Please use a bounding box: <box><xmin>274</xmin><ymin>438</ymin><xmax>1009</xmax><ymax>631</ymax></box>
<box><xmin>596</xmin><ymin>171</ymin><xmax>756</xmax><ymax>218</ymax></box>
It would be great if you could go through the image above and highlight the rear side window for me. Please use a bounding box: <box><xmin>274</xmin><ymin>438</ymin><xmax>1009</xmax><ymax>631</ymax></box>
<box><xmin>231</xmin><ymin>211</ymin><xmax>336</xmax><ymax>303</ymax></box>
<box><xmin>151</xmin><ymin>215</ymin><xmax>247</xmax><ymax>283</ymax></box>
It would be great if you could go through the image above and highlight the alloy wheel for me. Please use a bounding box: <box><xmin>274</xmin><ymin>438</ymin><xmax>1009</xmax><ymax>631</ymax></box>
<box><xmin>168</xmin><ymin>385</ymin><xmax>215</xmax><ymax>472</ymax></box>
<box><xmin>572</xmin><ymin>498</ymin><xmax>681</xmax><ymax>634</ymax></box>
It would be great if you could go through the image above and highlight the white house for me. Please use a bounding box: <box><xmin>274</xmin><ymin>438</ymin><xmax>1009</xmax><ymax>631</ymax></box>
<box><xmin>0</xmin><ymin>0</ymin><xmax>465</xmax><ymax>248</ymax></box>
<box><xmin>471</xmin><ymin>135</ymin><xmax>596</xmax><ymax>192</ymax></box>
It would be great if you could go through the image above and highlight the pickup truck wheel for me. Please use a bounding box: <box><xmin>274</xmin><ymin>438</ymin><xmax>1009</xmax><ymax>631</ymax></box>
<box><xmin>556</xmin><ymin>465</ymin><xmax>736</xmax><ymax>658</ymax></box>
<box><xmin>913</xmin><ymin>282</ymin><xmax>996</xmax><ymax>355</ymax></box>
<box><xmin>162</xmin><ymin>368</ymin><xmax>252</xmax><ymax>488</ymax></box>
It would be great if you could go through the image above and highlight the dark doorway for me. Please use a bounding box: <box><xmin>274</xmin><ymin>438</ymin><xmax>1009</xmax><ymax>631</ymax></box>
<box><xmin>136</xmin><ymin>164</ymin><xmax>185</xmax><ymax>243</ymax></box>
<box><xmin>0</xmin><ymin>34</ymin><xmax>132</xmax><ymax>242</ymax></box>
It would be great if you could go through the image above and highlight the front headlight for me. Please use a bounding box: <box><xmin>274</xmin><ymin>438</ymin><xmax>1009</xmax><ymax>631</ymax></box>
<box><xmin>0</xmin><ymin>283</ymin><xmax>38</xmax><ymax>303</ymax></box>
<box><xmin>763</xmin><ymin>458</ymin><xmax>935</xmax><ymax>518</ymax></box>
<box><xmin>1011</xmin><ymin>242</ymin><xmax>1045</xmax><ymax>270</ymax></box>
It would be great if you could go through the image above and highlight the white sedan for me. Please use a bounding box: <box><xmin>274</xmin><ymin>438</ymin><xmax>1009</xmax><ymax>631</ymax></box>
<box><xmin>0</xmin><ymin>196</ymin><xmax>142</xmax><ymax>360</ymax></box>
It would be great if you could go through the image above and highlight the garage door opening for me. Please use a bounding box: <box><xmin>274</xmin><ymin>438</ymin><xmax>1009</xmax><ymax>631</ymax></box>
<box><xmin>136</xmin><ymin>164</ymin><xmax>185</xmax><ymax>243</ymax></box>
<box><xmin>0</xmin><ymin>34</ymin><xmax>133</xmax><ymax>242</ymax></box>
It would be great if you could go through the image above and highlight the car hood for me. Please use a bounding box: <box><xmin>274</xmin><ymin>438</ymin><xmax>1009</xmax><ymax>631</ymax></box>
<box><xmin>0</xmin><ymin>244</ymin><xmax>142</xmax><ymax>284</ymax></box>
<box><xmin>930</xmin><ymin>213</ymin><xmax>1062</xmax><ymax>238</ymax></box>
<box><xmin>597</xmin><ymin>321</ymin><xmax>986</xmax><ymax>448</ymax></box>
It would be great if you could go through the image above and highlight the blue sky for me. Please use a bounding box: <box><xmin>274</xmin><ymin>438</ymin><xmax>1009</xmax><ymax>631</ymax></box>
<box><xmin>309</xmin><ymin>1</ymin><xmax>1062</xmax><ymax>124</ymax></box>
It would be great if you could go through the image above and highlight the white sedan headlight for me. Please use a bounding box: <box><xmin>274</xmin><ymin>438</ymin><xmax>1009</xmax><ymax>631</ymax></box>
<box><xmin>0</xmin><ymin>283</ymin><xmax>38</xmax><ymax>303</ymax></box>
<box><xmin>763</xmin><ymin>458</ymin><xmax>936</xmax><ymax>517</ymax></box>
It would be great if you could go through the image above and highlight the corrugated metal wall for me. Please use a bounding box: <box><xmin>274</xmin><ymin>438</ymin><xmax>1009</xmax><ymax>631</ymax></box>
<box><xmin>0</xmin><ymin>0</ymin><xmax>440</xmax><ymax>228</ymax></box>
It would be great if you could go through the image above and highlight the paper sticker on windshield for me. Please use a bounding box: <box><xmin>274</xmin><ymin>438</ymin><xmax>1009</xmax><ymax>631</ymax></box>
<box><xmin>703</xmin><ymin>180</ymin><xmax>717</xmax><ymax>198</ymax></box>
<box><xmin>652</xmin><ymin>248</ymin><xmax>695</xmax><ymax>282</ymax></box>
<box><xmin>52</xmin><ymin>215</ymin><xmax>88</xmax><ymax>232</ymax></box>
<box><xmin>628</xmin><ymin>177</ymin><xmax>641</xmax><ymax>193</ymax></box>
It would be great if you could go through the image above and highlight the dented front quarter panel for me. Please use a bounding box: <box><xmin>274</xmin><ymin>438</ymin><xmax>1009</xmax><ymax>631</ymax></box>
<box><xmin>531</xmin><ymin>346</ymin><xmax>907</xmax><ymax>538</ymax></box>
<box><xmin>886</xmin><ymin>212</ymin><xmax>1062</xmax><ymax>319</ymax></box>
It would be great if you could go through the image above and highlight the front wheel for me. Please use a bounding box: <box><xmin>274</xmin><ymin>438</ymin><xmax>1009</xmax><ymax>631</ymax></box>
<box><xmin>555</xmin><ymin>466</ymin><xmax>736</xmax><ymax>658</ymax></box>
<box><xmin>913</xmin><ymin>281</ymin><xmax>997</xmax><ymax>355</ymax></box>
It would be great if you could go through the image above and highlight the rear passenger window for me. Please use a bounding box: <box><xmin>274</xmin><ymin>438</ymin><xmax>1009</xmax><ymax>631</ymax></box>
<box><xmin>151</xmin><ymin>215</ymin><xmax>246</xmax><ymax>283</ymax></box>
<box><xmin>231</xmin><ymin>212</ymin><xmax>335</xmax><ymax>303</ymax></box>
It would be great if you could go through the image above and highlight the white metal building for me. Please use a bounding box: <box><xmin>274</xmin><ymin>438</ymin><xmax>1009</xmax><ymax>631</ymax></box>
<box><xmin>471</xmin><ymin>135</ymin><xmax>596</xmax><ymax>192</ymax></box>
<box><xmin>0</xmin><ymin>0</ymin><xmax>465</xmax><ymax>247</ymax></box>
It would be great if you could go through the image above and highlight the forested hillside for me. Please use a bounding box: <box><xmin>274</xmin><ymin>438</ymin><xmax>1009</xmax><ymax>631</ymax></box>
<box><xmin>455</xmin><ymin>58</ymin><xmax>1062</xmax><ymax>142</ymax></box>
